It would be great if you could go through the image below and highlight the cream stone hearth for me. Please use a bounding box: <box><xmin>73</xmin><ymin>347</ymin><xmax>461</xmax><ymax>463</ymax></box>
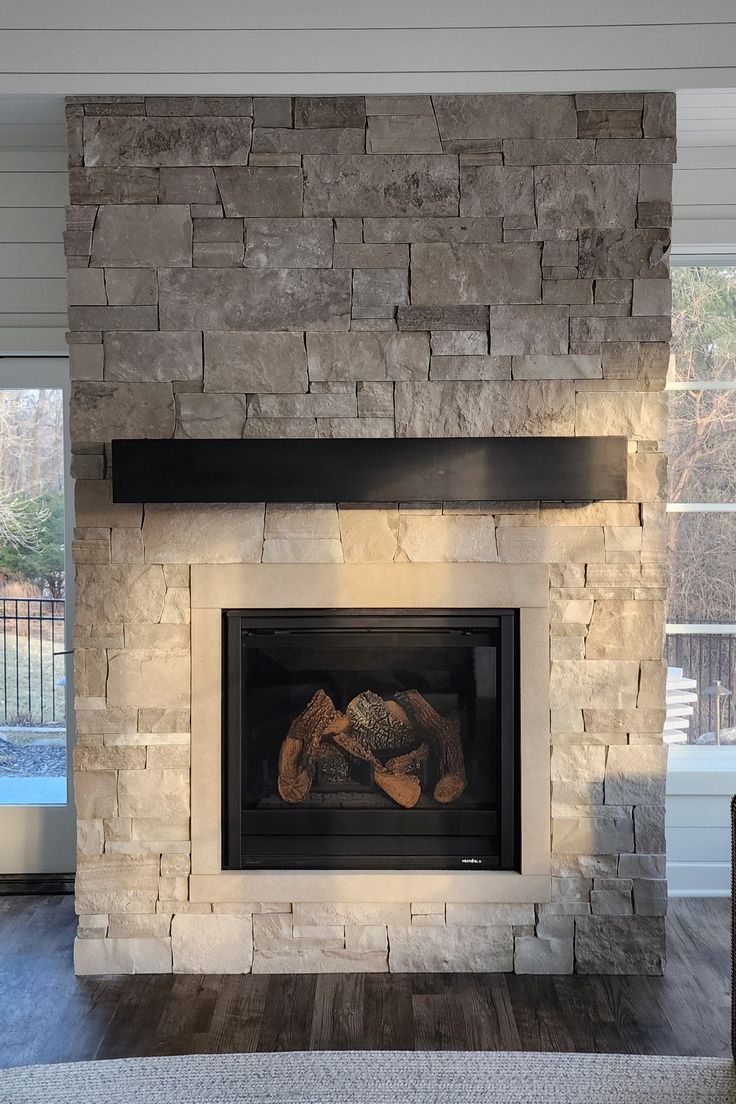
<box><xmin>189</xmin><ymin>562</ymin><xmax>550</xmax><ymax>907</ymax></box>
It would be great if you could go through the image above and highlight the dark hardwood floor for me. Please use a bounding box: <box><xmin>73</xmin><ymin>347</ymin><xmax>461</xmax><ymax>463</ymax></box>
<box><xmin>0</xmin><ymin>895</ymin><xmax>729</xmax><ymax>1066</ymax></box>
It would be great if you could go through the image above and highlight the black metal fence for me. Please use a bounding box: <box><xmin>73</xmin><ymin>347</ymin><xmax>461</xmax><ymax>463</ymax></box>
<box><xmin>665</xmin><ymin>631</ymin><xmax>736</xmax><ymax>741</ymax></box>
<box><xmin>0</xmin><ymin>597</ymin><xmax>66</xmax><ymax>726</ymax></box>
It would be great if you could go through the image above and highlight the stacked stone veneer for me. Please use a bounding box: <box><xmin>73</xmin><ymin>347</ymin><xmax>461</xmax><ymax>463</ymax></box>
<box><xmin>66</xmin><ymin>92</ymin><xmax>673</xmax><ymax>976</ymax></box>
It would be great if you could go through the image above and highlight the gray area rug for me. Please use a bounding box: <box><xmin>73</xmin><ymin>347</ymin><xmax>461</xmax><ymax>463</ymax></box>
<box><xmin>0</xmin><ymin>1051</ymin><xmax>734</xmax><ymax>1103</ymax></box>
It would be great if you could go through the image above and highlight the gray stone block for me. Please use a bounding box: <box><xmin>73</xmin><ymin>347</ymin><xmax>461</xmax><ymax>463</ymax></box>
<box><xmin>632</xmin><ymin>879</ymin><xmax>668</xmax><ymax>916</ymax></box>
<box><xmin>249</xmin><ymin>389</ymin><xmax>357</xmax><ymax>419</ymax></box>
<box><xmin>643</xmin><ymin>93</ymin><xmax>676</xmax><ymax>138</ymax></box>
<box><xmin>576</xmin><ymin>93</ymin><xmax>643</xmax><ymax>112</ymax></box>
<box><xmin>632</xmin><ymin>279</ymin><xmax>671</xmax><ymax>316</ymax></box>
<box><xmin>216</xmin><ymin>167</ymin><xmax>303</xmax><ymax>217</ymax></box>
<box><xmin>388</xmin><ymin>924</ymin><xmax>513</xmax><ymax>972</ymax></box>
<box><xmin>204</xmin><ymin>332</ymin><xmax>308</xmax><ymax>393</ymax></box>
<box><xmin>178</xmin><ymin>393</ymin><xmax>248</xmax><ymax>438</ymax></box>
<box><xmin>294</xmin><ymin>96</ymin><xmax>366</xmax><ymax>128</ymax></box>
<box><xmin>605</xmin><ymin>745</ymin><xmax>667</xmax><ymax>805</ymax></box>
<box><xmin>307</xmin><ymin>332</ymin><xmax>429</xmax><ymax>382</ymax></box>
<box><xmin>192</xmin><ymin>242</ymin><xmax>244</xmax><ymax>267</ymax></box>
<box><xmin>429</xmin><ymin>355</ymin><xmax>510</xmax><ymax>381</ymax></box>
<box><xmin>352</xmin><ymin>268</ymin><xmax>408</xmax><ymax>318</ymax></box>
<box><xmin>244</xmin><ymin>218</ymin><xmax>333</xmax><ymax>268</ymax></box>
<box><xmin>104</xmin><ymin>332</ymin><xmax>202</xmax><ymax>383</ymax></box>
<box><xmin>357</xmin><ymin>382</ymin><xmax>395</xmax><ymax>418</ymax></box>
<box><xmin>193</xmin><ymin>218</ymin><xmax>243</xmax><ymax>243</ymax></box>
<box><xmin>91</xmin><ymin>206</ymin><xmax>191</xmax><ymax>268</ymax></box>
<box><xmin>366</xmin><ymin>115</ymin><xmax>442</xmax><ymax>154</ymax></box>
<box><xmin>67</xmin><ymin>268</ymin><xmax>106</xmax><ymax>306</ymax></box>
<box><xmin>70</xmin><ymin>383</ymin><xmax>175</xmax><ymax>443</ymax></box>
<box><xmin>575</xmin><ymin>915</ymin><xmax>665</xmax><ymax>975</ymax></box>
<box><xmin>333</xmin><ymin>244</ymin><xmax>408</xmax><ymax>268</ymax></box>
<box><xmin>84</xmin><ymin>116</ymin><xmax>252</xmax><ymax>167</ymax></box>
<box><xmin>158</xmin><ymin>268</ymin><xmax>351</xmax><ymax>330</ymax></box>
<box><xmin>68</xmin><ymin>306</ymin><xmax>159</xmax><ymax>332</ymax></box>
<box><xmin>252</xmin><ymin>128</ymin><xmax>364</xmax><ymax>154</ymax></box>
<box><xmin>364</xmin><ymin>217</ymin><xmax>502</xmax><ymax>243</ymax></box>
<box><xmin>243</xmin><ymin>417</ymin><xmax>318</xmax><ymax>438</ymax></box>
<box><xmin>398</xmin><ymin>305</ymin><xmax>489</xmax><ymax>331</ymax></box>
<box><xmin>302</xmin><ymin>155</ymin><xmax>458</xmax><ymax>217</ymax></box>
<box><xmin>489</xmin><ymin>305</ymin><xmax>569</xmax><ymax>355</ymax></box>
<box><xmin>395</xmin><ymin>380</ymin><xmax>574</xmax><ymax>437</ymax></box>
<box><xmin>514</xmin><ymin>936</ymin><xmax>574</xmax><ymax>974</ymax></box>
<box><xmin>577</xmin><ymin>110</ymin><xmax>642</xmax><ymax>139</ymax></box>
<box><xmin>578</xmin><ymin>229</ymin><xmax>670</xmax><ymax>279</ymax></box>
<box><xmin>503</xmin><ymin>139</ymin><xmax>596</xmax><ymax>164</ymax></box>
<box><xmin>535</xmin><ymin>166</ymin><xmax>639</xmax><ymax>229</ymax></box>
<box><xmin>596</xmin><ymin>139</ymin><xmax>677</xmax><ymax>165</ymax></box>
<box><xmin>145</xmin><ymin>96</ymin><xmax>252</xmax><ymax>117</ymax></box>
<box><xmin>433</xmin><ymin>94</ymin><xmax>577</xmax><ymax>139</ymax></box>
<box><xmin>633</xmin><ymin>805</ymin><xmax>666</xmax><ymax>853</ymax></box>
<box><xmin>430</xmin><ymin>330</ymin><xmax>488</xmax><ymax>355</ymax></box>
<box><xmin>253</xmin><ymin>97</ymin><xmax>292</xmax><ymax>127</ymax></box>
<box><xmin>104</xmin><ymin>269</ymin><xmax>157</xmax><ymax>306</ymax></box>
<box><xmin>460</xmin><ymin>165</ymin><xmax>535</xmax><ymax>227</ymax></box>
<box><xmin>511</xmin><ymin>354</ymin><xmax>600</xmax><ymax>380</ymax></box>
<box><xmin>159</xmin><ymin>167</ymin><xmax>218</xmax><ymax>204</ymax></box>
<box><xmin>317</xmin><ymin>418</ymin><xmax>394</xmax><ymax>438</ymax></box>
<box><xmin>365</xmin><ymin>96</ymin><xmax>434</xmax><ymax>116</ymax></box>
<box><xmin>411</xmin><ymin>243</ymin><xmax>541</xmax><ymax>306</ymax></box>
<box><xmin>69</xmin><ymin>168</ymin><xmax>159</xmax><ymax>204</ymax></box>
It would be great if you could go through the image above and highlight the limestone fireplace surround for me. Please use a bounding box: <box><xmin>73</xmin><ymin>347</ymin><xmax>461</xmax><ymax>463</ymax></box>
<box><xmin>189</xmin><ymin>562</ymin><xmax>550</xmax><ymax>908</ymax></box>
<box><xmin>68</xmin><ymin>90</ymin><xmax>672</xmax><ymax>977</ymax></box>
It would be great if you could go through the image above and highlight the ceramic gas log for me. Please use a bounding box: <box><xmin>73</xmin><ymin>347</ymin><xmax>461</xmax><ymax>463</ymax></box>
<box><xmin>277</xmin><ymin>689</ymin><xmax>466</xmax><ymax>810</ymax></box>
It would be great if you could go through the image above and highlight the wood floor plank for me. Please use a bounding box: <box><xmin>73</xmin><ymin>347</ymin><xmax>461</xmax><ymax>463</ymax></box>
<box><xmin>0</xmin><ymin>895</ymin><xmax>730</xmax><ymax>1065</ymax></box>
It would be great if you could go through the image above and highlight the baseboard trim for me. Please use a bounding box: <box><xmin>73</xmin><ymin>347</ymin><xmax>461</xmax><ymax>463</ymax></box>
<box><xmin>0</xmin><ymin>873</ymin><xmax>74</xmax><ymax>896</ymax></box>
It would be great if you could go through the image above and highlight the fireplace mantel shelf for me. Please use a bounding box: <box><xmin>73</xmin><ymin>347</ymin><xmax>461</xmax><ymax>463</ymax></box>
<box><xmin>112</xmin><ymin>436</ymin><xmax>627</xmax><ymax>504</ymax></box>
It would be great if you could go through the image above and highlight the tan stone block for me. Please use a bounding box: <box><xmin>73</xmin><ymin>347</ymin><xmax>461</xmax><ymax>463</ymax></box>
<box><xmin>497</xmin><ymin>526</ymin><xmax>604</xmax><ymax>564</ymax></box>
<box><xmin>131</xmin><ymin>817</ymin><xmax>189</xmax><ymax>841</ymax></box>
<box><xmin>161</xmin><ymin>853</ymin><xmax>190</xmax><ymax>878</ymax></box>
<box><xmin>106</xmin><ymin>649</ymin><xmax>190</xmax><ymax>708</ymax></box>
<box><xmin>550</xmin><ymin>661</ymin><xmax>640</xmax><ymax>709</ymax></box>
<box><xmin>77</xmin><ymin>818</ymin><xmax>105</xmax><ymax>856</ymax></box>
<box><xmin>75</xmin><ymin>479</ymin><xmax>142</xmax><ymax>528</ymax></box>
<box><xmin>262</xmin><ymin>537</ymin><xmax>344</xmax><ymax>563</ymax></box>
<box><xmin>388</xmin><ymin>924</ymin><xmax>513</xmax><ymax>972</ymax></box>
<box><xmin>264</xmin><ymin>504</ymin><xmax>339</xmax><ymax>538</ymax></box>
<box><xmin>74</xmin><ymin>770</ymin><xmax>117</xmax><ymax>819</ymax></box>
<box><xmin>605</xmin><ymin>744</ymin><xmax>667</xmax><ymax>805</ymax></box>
<box><xmin>575</xmin><ymin>391</ymin><xmax>667</xmax><ymax>441</ymax></box>
<box><xmin>411</xmin><ymin>914</ymin><xmax>446</xmax><ymax>927</ymax></box>
<box><xmin>552</xmin><ymin>815</ymin><xmax>634</xmax><ymax>855</ymax></box>
<box><xmin>107</xmin><ymin>914</ymin><xmax>172</xmax><ymax>939</ymax></box>
<box><xmin>123</xmin><ymin>623</ymin><xmax>189</xmax><ymax>650</ymax></box>
<box><xmin>291</xmin><ymin>902</ymin><xmax>410</xmax><ymax>926</ymax></box>
<box><xmin>74</xmin><ymin>648</ymin><xmax>107</xmax><ymax>699</ymax></box>
<box><xmin>396</xmin><ymin>515</ymin><xmax>497</xmax><ymax>562</ymax></box>
<box><xmin>172</xmin><ymin>913</ymin><xmax>253</xmax><ymax>973</ymax></box>
<box><xmin>76</xmin><ymin>564</ymin><xmax>166</xmax><ymax>624</ymax></box>
<box><xmin>445</xmin><ymin>903</ymin><xmax>535</xmax><ymax>925</ymax></box>
<box><xmin>338</xmin><ymin>506</ymin><xmax>399</xmax><ymax>562</ymax></box>
<box><xmin>583</xmin><ymin>708</ymin><xmax>665</xmax><ymax>733</ymax></box>
<box><xmin>104</xmin><ymin>817</ymin><xmax>131</xmax><ymax>842</ymax></box>
<box><xmin>551</xmin><ymin>746</ymin><xmax>606</xmax><ymax>804</ymax></box>
<box><xmin>345</xmin><ymin>924</ymin><xmax>388</xmax><ymax>951</ymax></box>
<box><xmin>74</xmin><ymin>936</ymin><xmax>171</xmax><ymax>975</ymax></box>
<box><xmin>72</xmin><ymin>538</ymin><xmax>110</xmax><ymax>564</ymax></box>
<box><xmin>138</xmin><ymin>708</ymin><xmax>190</xmax><ymax>733</ymax></box>
<box><xmin>411</xmin><ymin>902</ymin><xmax>446</xmax><ymax>915</ymax></box>
<box><xmin>550</xmin><ymin>707</ymin><xmax>584</xmax><ymax>734</ymax></box>
<box><xmin>550</xmin><ymin>637</ymin><xmax>585</xmax><ymax>660</ymax></box>
<box><xmin>159</xmin><ymin>876</ymin><xmax>188</xmax><ymax>901</ymax></box>
<box><xmin>550</xmin><ymin>599</ymin><xmax>593</xmax><ymax>624</ymax></box>
<box><xmin>143</xmin><ymin>504</ymin><xmax>265</xmax><ymax>564</ymax></box>
<box><xmin>586</xmin><ymin>600</ymin><xmax>664</xmax><ymax>661</ymax></box>
<box><xmin>111</xmin><ymin>528</ymin><xmax>144</xmax><ymax>563</ymax></box>
<box><xmin>160</xmin><ymin>588</ymin><xmax>191</xmax><ymax>624</ymax></box>
<box><xmin>146</xmin><ymin>744</ymin><xmax>190</xmax><ymax>769</ymax></box>
<box><xmin>75</xmin><ymin>854</ymin><xmax>160</xmax><ymax>914</ymax></box>
<box><xmin>253</xmin><ymin>948</ymin><xmax>387</xmax><ymax>973</ymax></box>
<box><xmin>75</xmin><ymin>623</ymin><xmax>125</xmax><ymax>649</ymax></box>
<box><xmin>292</xmin><ymin>924</ymin><xmax>346</xmax><ymax>950</ymax></box>
<box><xmin>604</xmin><ymin>527</ymin><xmax>642</xmax><ymax>559</ymax></box>
<box><xmin>118</xmin><ymin>769</ymin><xmax>190</xmax><ymax>818</ymax></box>
<box><xmin>74</xmin><ymin>746</ymin><xmax>146</xmax><ymax>771</ymax></box>
<box><xmin>163</xmin><ymin>564</ymin><xmax>190</xmax><ymax>588</ymax></box>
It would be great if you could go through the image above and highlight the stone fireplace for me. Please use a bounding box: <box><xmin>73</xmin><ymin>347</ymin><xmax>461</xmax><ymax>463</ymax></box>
<box><xmin>67</xmin><ymin>92</ymin><xmax>673</xmax><ymax>976</ymax></box>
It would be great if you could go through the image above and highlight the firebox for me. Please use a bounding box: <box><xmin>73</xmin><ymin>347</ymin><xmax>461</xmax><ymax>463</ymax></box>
<box><xmin>223</xmin><ymin>609</ymin><xmax>519</xmax><ymax>871</ymax></box>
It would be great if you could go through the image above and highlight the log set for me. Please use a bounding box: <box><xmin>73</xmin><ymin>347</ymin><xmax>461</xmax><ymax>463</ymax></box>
<box><xmin>276</xmin><ymin>689</ymin><xmax>466</xmax><ymax>810</ymax></box>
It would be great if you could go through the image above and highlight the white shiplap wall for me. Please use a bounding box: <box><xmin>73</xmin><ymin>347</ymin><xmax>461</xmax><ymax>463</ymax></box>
<box><xmin>0</xmin><ymin>97</ymin><xmax>66</xmax><ymax>354</ymax></box>
<box><xmin>2</xmin><ymin>4</ymin><xmax>736</xmax><ymax>349</ymax></box>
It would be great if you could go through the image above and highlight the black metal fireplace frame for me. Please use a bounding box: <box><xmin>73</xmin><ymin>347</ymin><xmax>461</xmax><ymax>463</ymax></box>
<box><xmin>222</xmin><ymin>608</ymin><xmax>520</xmax><ymax>872</ymax></box>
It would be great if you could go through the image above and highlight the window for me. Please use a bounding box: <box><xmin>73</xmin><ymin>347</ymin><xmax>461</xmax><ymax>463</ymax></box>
<box><xmin>667</xmin><ymin>265</ymin><xmax>736</xmax><ymax>741</ymax></box>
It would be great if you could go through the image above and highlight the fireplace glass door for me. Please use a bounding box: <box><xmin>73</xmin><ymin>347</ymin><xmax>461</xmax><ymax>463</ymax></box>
<box><xmin>223</xmin><ymin>609</ymin><xmax>518</xmax><ymax>871</ymax></box>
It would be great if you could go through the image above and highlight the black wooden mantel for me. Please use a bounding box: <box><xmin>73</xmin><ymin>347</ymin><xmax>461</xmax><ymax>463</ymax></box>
<box><xmin>111</xmin><ymin>437</ymin><xmax>627</xmax><ymax>504</ymax></box>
